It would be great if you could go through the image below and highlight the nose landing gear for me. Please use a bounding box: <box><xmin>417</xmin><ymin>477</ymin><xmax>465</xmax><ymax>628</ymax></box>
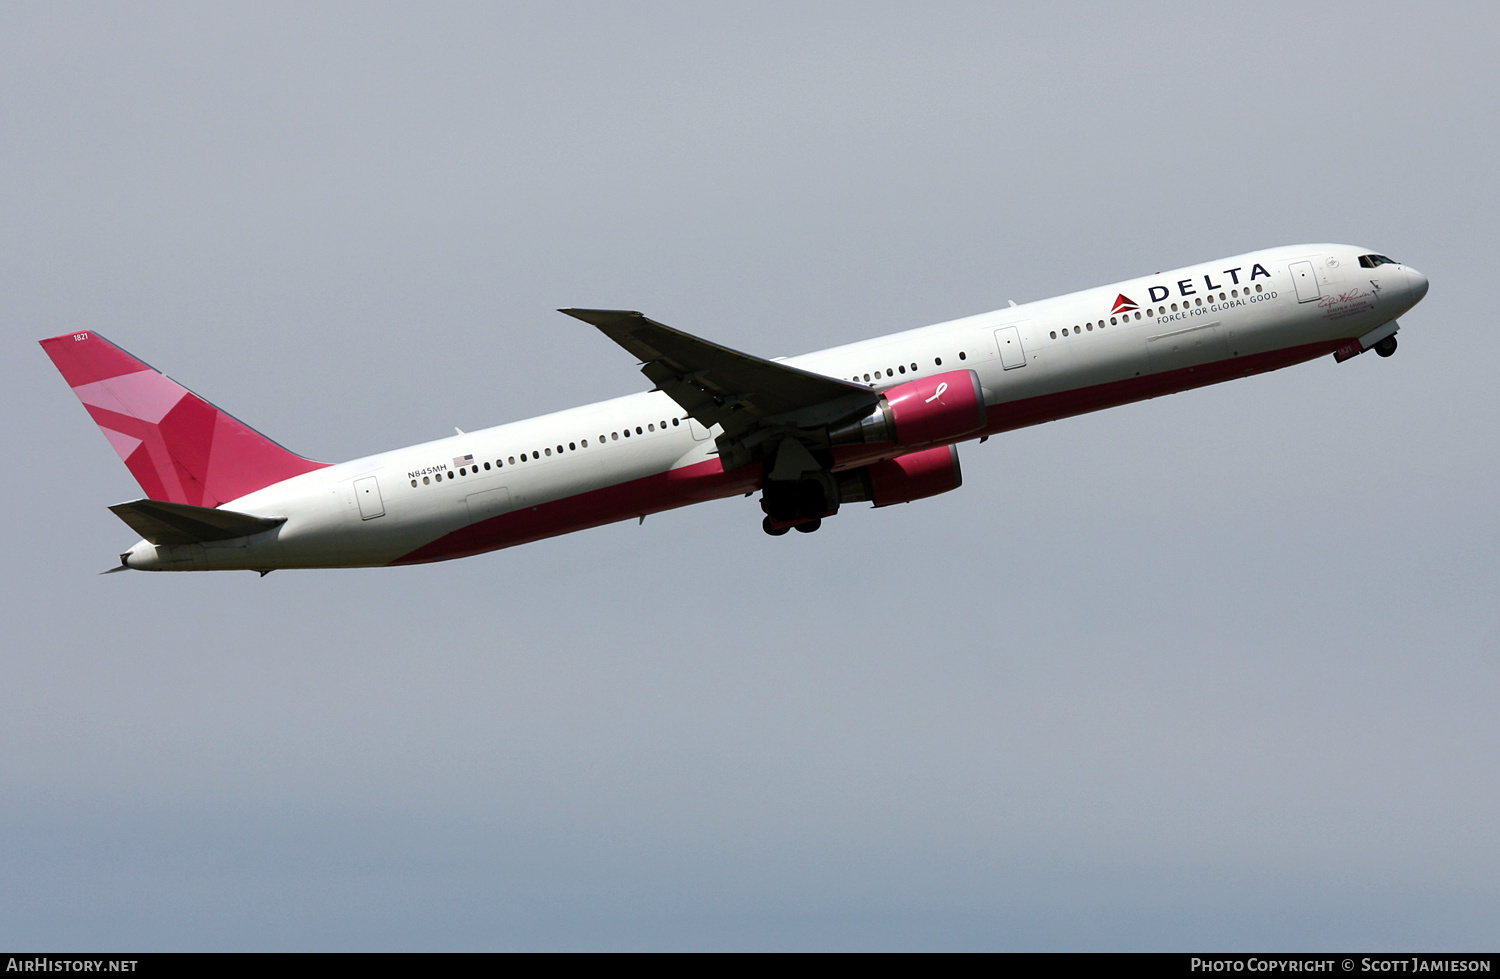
<box><xmin>1374</xmin><ymin>335</ymin><xmax>1398</xmax><ymax>358</ymax></box>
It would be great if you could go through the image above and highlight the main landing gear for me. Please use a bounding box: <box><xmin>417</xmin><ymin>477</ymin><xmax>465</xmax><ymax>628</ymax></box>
<box><xmin>1374</xmin><ymin>335</ymin><xmax>1398</xmax><ymax>358</ymax></box>
<box><xmin>762</xmin><ymin>515</ymin><xmax>822</xmax><ymax>535</ymax></box>
<box><xmin>760</xmin><ymin>475</ymin><xmax>833</xmax><ymax>536</ymax></box>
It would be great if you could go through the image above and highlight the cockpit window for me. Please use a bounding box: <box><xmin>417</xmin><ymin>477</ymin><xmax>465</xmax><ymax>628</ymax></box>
<box><xmin>1359</xmin><ymin>254</ymin><xmax>1398</xmax><ymax>268</ymax></box>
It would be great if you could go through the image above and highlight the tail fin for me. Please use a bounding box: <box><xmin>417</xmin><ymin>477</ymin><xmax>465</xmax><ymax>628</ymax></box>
<box><xmin>40</xmin><ymin>331</ymin><xmax>328</xmax><ymax>507</ymax></box>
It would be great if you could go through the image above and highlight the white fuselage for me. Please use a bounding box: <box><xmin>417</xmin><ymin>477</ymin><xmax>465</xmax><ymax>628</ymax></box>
<box><xmin>126</xmin><ymin>244</ymin><xmax>1428</xmax><ymax>571</ymax></box>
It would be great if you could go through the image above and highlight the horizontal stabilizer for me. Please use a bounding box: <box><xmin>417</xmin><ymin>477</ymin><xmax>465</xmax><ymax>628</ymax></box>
<box><xmin>108</xmin><ymin>498</ymin><xmax>285</xmax><ymax>546</ymax></box>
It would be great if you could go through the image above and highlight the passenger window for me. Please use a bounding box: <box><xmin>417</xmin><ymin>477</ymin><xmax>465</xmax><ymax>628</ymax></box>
<box><xmin>959</xmin><ymin>352</ymin><xmax>966</xmax><ymax>360</ymax></box>
<box><xmin>508</xmin><ymin>456</ymin><xmax>515</xmax><ymax>465</ymax></box>
<box><xmin>423</xmin><ymin>476</ymin><xmax>430</xmax><ymax>485</ymax></box>
<box><xmin>934</xmin><ymin>358</ymin><xmax>942</xmax><ymax>366</ymax></box>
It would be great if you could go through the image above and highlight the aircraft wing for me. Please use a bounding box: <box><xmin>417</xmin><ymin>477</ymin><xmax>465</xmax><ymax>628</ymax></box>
<box><xmin>559</xmin><ymin>309</ymin><xmax>876</xmax><ymax>459</ymax></box>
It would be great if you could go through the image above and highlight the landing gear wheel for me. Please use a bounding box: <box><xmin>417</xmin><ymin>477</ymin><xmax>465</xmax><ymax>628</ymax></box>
<box><xmin>794</xmin><ymin>518</ymin><xmax>822</xmax><ymax>534</ymax></box>
<box><xmin>1375</xmin><ymin>335</ymin><xmax>1398</xmax><ymax>358</ymax></box>
<box><xmin>762</xmin><ymin>516</ymin><xmax>790</xmax><ymax>536</ymax></box>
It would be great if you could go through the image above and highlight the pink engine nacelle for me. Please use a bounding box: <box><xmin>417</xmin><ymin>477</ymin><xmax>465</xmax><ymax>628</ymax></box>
<box><xmin>837</xmin><ymin>444</ymin><xmax>963</xmax><ymax>508</ymax></box>
<box><xmin>829</xmin><ymin>369</ymin><xmax>986</xmax><ymax>448</ymax></box>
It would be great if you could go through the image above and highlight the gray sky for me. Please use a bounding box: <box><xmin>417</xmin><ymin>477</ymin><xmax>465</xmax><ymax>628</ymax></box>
<box><xmin>3</xmin><ymin>1</ymin><xmax>1497</xmax><ymax>950</ymax></box>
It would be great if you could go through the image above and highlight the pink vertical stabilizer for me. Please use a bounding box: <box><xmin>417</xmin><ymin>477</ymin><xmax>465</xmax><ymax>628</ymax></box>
<box><xmin>39</xmin><ymin>331</ymin><xmax>328</xmax><ymax>507</ymax></box>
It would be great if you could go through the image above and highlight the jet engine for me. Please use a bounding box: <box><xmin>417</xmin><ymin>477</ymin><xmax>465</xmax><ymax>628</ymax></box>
<box><xmin>836</xmin><ymin>444</ymin><xmax>963</xmax><ymax>508</ymax></box>
<box><xmin>828</xmin><ymin>369</ymin><xmax>986</xmax><ymax>448</ymax></box>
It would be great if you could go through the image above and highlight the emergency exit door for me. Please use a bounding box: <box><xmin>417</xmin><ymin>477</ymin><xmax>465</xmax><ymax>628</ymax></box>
<box><xmin>994</xmin><ymin>325</ymin><xmax>1028</xmax><ymax>370</ymax></box>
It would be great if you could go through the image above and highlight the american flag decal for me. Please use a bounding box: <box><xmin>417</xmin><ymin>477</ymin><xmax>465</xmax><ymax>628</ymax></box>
<box><xmin>452</xmin><ymin>454</ymin><xmax>474</xmax><ymax>467</ymax></box>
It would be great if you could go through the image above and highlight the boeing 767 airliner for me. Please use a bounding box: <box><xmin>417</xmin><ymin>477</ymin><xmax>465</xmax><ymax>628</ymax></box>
<box><xmin>41</xmin><ymin>244</ymin><xmax>1428</xmax><ymax>573</ymax></box>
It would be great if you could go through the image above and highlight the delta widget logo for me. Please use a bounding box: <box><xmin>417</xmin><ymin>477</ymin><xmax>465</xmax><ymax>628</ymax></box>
<box><xmin>1111</xmin><ymin>294</ymin><xmax>1137</xmax><ymax>315</ymax></box>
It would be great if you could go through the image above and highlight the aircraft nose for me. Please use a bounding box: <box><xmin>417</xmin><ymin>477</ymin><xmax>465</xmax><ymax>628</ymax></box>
<box><xmin>1406</xmin><ymin>267</ymin><xmax>1429</xmax><ymax>303</ymax></box>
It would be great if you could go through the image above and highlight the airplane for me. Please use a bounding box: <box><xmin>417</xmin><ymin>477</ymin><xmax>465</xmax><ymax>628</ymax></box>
<box><xmin>41</xmin><ymin>244</ymin><xmax>1428</xmax><ymax>574</ymax></box>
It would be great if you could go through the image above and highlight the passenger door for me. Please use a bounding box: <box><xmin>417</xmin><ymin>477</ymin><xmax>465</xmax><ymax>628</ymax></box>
<box><xmin>353</xmin><ymin>476</ymin><xmax>385</xmax><ymax>520</ymax></box>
